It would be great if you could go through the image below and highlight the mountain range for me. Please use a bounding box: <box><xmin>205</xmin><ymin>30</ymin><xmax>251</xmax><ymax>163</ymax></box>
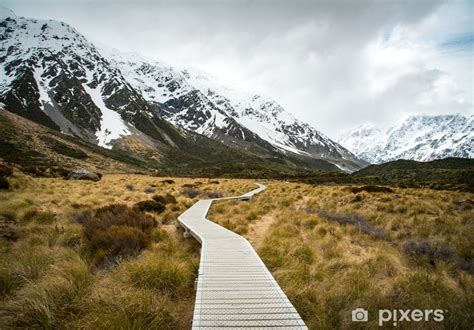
<box><xmin>0</xmin><ymin>7</ymin><xmax>365</xmax><ymax>173</ymax></box>
<box><xmin>338</xmin><ymin>114</ymin><xmax>473</xmax><ymax>164</ymax></box>
<box><xmin>1</xmin><ymin>6</ymin><xmax>471</xmax><ymax>175</ymax></box>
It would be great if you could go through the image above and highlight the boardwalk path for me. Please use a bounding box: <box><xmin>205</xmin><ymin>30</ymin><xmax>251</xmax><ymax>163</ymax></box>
<box><xmin>178</xmin><ymin>183</ymin><xmax>307</xmax><ymax>329</ymax></box>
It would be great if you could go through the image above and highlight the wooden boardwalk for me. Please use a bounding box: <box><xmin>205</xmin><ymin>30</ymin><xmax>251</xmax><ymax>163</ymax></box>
<box><xmin>178</xmin><ymin>184</ymin><xmax>307</xmax><ymax>329</ymax></box>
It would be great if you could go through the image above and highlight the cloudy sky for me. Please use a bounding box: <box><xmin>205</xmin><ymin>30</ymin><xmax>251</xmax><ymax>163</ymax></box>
<box><xmin>1</xmin><ymin>0</ymin><xmax>472</xmax><ymax>136</ymax></box>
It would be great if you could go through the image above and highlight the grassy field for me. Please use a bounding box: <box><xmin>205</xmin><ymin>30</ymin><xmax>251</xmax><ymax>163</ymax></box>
<box><xmin>0</xmin><ymin>169</ymin><xmax>254</xmax><ymax>328</ymax></box>
<box><xmin>210</xmin><ymin>182</ymin><xmax>474</xmax><ymax>329</ymax></box>
<box><xmin>1</xmin><ymin>168</ymin><xmax>473</xmax><ymax>329</ymax></box>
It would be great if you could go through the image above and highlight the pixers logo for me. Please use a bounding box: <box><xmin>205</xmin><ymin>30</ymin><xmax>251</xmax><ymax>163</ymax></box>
<box><xmin>351</xmin><ymin>308</ymin><xmax>445</xmax><ymax>326</ymax></box>
<box><xmin>378</xmin><ymin>309</ymin><xmax>445</xmax><ymax>326</ymax></box>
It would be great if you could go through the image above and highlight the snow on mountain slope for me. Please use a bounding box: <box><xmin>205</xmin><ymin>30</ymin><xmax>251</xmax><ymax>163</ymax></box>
<box><xmin>0</xmin><ymin>11</ymin><xmax>181</xmax><ymax>149</ymax></box>
<box><xmin>108</xmin><ymin>52</ymin><xmax>365</xmax><ymax>170</ymax></box>
<box><xmin>338</xmin><ymin>114</ymin><xmax>474</xmax><ymax>164</ymax></box>
<box><xmin>0</xmin><ymin>9</ymin><xmax>363</xmax><ymax>171</ymax></box>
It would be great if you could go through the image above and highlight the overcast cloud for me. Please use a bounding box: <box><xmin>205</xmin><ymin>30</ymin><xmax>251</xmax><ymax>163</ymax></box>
<box><xmin>1</xmin><ymin>0</ymin><xmax>472</xmax><ymax>136</ymax></box>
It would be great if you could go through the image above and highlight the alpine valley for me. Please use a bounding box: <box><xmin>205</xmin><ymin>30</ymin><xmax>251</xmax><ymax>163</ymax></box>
<box><xmin>0</xmin><ymin>7</ymin><xmax>366</xmax><ymax>175</ymax></box>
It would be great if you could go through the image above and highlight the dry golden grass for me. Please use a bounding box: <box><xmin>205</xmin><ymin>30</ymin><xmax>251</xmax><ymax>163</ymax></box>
<box><xmin>2</xmin><ymin>172</ymin><xmax>473</xmax><ymax>329</ymax></box>
<box><xmin>210</xmin><ymin>181</ymin><xmax>474</xmax><ymax>329</ymax></box>
<box><xmin>0</xmin><ymin>172</ymin><xmax>254</xmax><ymax>328</ymax></box>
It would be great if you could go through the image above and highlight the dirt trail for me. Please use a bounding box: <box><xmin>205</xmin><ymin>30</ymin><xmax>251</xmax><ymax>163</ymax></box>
<box><xmin>246</xmin><ymin>212</ymin><xmax>276</xmax><ymax>249</ymax></box>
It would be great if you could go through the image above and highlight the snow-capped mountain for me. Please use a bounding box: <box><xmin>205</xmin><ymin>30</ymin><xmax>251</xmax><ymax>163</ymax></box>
<box><xmin>0</xmin><ymin>6</ymin><xmax>183</xmax><ymax>149</ymax></box>
<box><xmin>338</xmin><ymin>114</ymin><xmax>473</xmax><ymax>164</ymax></box>
<box><xmin>0</xmin><ymin>7</ymin><xmax>365</xmax><ymax>171</ymax></box>
<box><xmin>107</xmin><ymin>52</ymin><xmax>365</xmax><ymax>171</ymax></box>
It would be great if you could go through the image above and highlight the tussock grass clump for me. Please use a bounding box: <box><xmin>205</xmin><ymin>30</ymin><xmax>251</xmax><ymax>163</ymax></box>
<box><xmin>22</xmin><ymin>209</ymin><xmax>56</xmax><ymax>224</ymax></box>
<box><xmin>152</xmin><ymin>228</ymin><xmax>171</xmax><ymax>242</ymax></box>
<box><xmin>76</xmin><ymin>288</ymin><xmax>180</xmax><ymax>329</ymax></box>
<box><xmin>7</xmin><ymin>258</ymin><xmax>94</xmax><ymax>328</ymax></box>
<box><xmin>0</xmin><ymin>243</ymin><xmax>57</xmax><ymax>296</ymax></box>
<box><xmin>121</xmin><ymin>253</ymin><xmax>194</xmax><ymax>298</ymax></box>
<box><xmin>82</xmin><ymin>204</ymin><xmax>156</xmax><ymax>266</ymax></box>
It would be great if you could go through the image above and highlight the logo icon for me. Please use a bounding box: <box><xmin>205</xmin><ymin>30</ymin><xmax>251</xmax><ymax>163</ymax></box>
<box><xmin>352</xmin><ymin>308</ymin><xmax>369</xmax><ymax>322</ymax></box>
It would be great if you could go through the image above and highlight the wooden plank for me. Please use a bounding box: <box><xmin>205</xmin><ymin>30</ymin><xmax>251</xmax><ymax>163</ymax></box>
<box><xmin>177</xmin><ymin>183</ymin><xmax>307</xmax><ymax>329</ymax></box>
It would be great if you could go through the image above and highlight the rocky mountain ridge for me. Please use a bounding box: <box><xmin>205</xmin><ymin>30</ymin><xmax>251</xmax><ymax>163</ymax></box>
<box><xmin>338</xmin><ymin>114</ymin><xmax>473</xmax><ymax>164</ymax></box>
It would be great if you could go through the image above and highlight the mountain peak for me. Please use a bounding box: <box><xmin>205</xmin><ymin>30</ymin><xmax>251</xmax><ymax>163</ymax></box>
<box><xmin>338</xmin><ymin>114</ymin><xmax>473</xmax><ymax>163</ymax></box>
<box><xmin>106</xmin><ymin>48</ymin><xmax>365</xmax><ymax>171</ymax></box>
<box><xmin>0</xmin><ymin>11</ymin><xmax>366</xmax><ymax>172</ymax></box>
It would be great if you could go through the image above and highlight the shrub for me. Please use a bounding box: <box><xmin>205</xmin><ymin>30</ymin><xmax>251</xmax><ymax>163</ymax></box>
<box><xmin>0</xmin><ymin>216</ymin><xmax>17</xmax><ymax>241</ymax></box>
<box><xmin>205</xmin><ymin>191</ymin><xmax>224</xmax><ymax>198</ymax></box>
<box><xmin>71</xmin><ymin>210</ymin><xmax>93</xmax><ymax>225</ymax></box>
<box><xmin>134</xmin><ymin>200</ymin><xmax>166</xmax><ymax>213</ymax></box>
<box><xmin>144</xmin><ymin>186</ymin><xmax>156</xmax><ymax>194</ymax></box>
<box><xmin>403</xmin><ymin>239</ymin><xmax>455</xmax><ymax>266</ymax></box>
<box><xmin>152</xmin><ymin>193</ymin><xmax>177</xmax><ymax>205</ymax></box>
<box><xmin>0</xmin><ymin>164</ymin><xmax>13</xmax><ymax>177</ymax></box>
<box><xmin>317</xmin><ymin>210</ymin><xmax>387</xmax><ymax>240</ymax></box>
<box><xmin>82</xmin><ymin>204</ymin><xmax>156</xmax><ymax>266</ymax></box>
<box><xmin>181</xmin><ymin>188</ymin><xmax>200</xmax><ymax>198</ymax></box>
<box><xmin>126</xmin><ymin>184</ymin><xmax>135</xmax><ymax>191</ymax></box>
<box><xmin>349</xmin><ymin>185</ymin><xmax>394</xmax><ymax>194</ymax></box>
<box><xmin>0</xmin><ymin>177</ymin><xmax>9</xmax><ymax>189</ymax></box>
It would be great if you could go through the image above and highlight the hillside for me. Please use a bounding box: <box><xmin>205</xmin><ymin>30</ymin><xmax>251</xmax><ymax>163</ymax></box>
<box><xmin>0</xmin><ymin>109</ymin><xmax>340</xmax><ymax>178</ymax></box>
